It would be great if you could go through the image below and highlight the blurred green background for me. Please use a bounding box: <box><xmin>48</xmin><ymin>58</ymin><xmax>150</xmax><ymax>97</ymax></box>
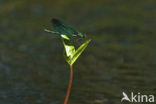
<box><xmin>0</xmin><ymin>0</ymin><xmax>156</xmax><ymax>104</ymax></box>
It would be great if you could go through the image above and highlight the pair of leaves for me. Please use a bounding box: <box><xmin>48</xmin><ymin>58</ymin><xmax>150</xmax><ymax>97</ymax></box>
<box><xmin>61</xmin><ymin>35</ymin><xmax>91</xmax><ymax>66</ymax></box>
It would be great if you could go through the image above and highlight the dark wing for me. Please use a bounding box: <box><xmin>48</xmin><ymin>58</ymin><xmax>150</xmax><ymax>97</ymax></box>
<box><xmin>51</xmin><ymin>18</ymin><xmax>78</xmax><ymax>36</ymax></box>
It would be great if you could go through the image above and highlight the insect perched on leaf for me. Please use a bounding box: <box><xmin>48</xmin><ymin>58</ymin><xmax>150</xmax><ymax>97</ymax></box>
<box><xmin>45</xmin><ymin>18</ymin><xmax>85</xmax><ymax>38</ymax></box>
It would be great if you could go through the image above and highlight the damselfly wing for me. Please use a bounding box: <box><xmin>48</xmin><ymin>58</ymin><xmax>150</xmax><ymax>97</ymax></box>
<box><xmin>51</xmin><ymin>18</ymin><xmax>84</xmax><ymax>37</ymax></box>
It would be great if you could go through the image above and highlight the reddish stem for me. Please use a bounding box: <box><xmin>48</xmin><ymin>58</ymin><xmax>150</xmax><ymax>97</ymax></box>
<box><xmin>64</xmin><ymin>65</ymin><xmax>73</xmax><ymax>104</ymax></box>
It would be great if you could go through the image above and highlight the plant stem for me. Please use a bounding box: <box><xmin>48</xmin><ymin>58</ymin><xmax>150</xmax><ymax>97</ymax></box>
<box><xmin>64</xmin><ymin>65</ymin><xmax>73</xmax><ymax>104</ymax></box>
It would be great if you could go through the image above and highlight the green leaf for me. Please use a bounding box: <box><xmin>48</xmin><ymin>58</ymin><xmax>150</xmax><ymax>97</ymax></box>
<box><xmin>70</xmin><ymin>39</ymin><xmax>91</xmax><ymax>65</ymax></box>
<box><xmin>60</xmin><ymin>34</ymin><xmax>91</xmax><ymax>66</ymax></box>
<box><xmin>61</xmin><ymin>35</ymin><xmax>75</xmax><ymax>58</ymax></box>
<box><xmin>63</xmin><ymin>51</ymin><xmax>71</xmax><ymax>64</ymax></box>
